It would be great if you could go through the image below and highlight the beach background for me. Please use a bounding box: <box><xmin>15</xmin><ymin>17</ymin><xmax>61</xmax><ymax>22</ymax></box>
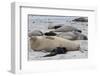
<box><xmin>28</xmin><ymin>15</ymin><xmax>88</xmax><ymax>60</ymax></box>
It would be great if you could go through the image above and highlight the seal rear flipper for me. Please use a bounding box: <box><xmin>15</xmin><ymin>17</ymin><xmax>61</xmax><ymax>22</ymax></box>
<box><xmin>43</xmin><ymin>52</ymin><xmax>57</xmax><ymax>57</ymax></box>
<box><xmin>43</xmin><ymin>47</ymin><xmax>67</xmax><ymax>57</ymax></box>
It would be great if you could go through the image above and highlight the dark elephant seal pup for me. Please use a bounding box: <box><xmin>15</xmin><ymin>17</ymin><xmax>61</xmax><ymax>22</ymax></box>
<box><xmin>28</xmin><ymin>30</ymin><xmax>43</xmax><ymax>37</ymax></box>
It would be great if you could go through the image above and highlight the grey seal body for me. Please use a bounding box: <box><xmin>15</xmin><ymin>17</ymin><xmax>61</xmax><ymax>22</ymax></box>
<box><xmin>57</xmin><ymin>32</ymin><xmax>77</xmax><ymax>40</ymax></box>
<box><xmin>57</xmin><ymin>31</ymin><xmax>88</xmax><ymax>40</ymax></box>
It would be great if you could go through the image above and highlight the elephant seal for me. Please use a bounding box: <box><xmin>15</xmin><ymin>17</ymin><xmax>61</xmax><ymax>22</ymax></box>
<box><xmin>57</xmin><ymin>31</ymin><xmax>88</xmax><ymax>40</ymax></box>
<box><xmin>30</xmin><ymin>36</ymin><xmax>80</xmax><ymax>51</ymax></box>
<box><xmin>28</xmin><ymin>30</ymin><xmax>43</xmax><ymax>37</ymax></box>
<box><xmin>44</xmin><ymin>31</ymin><xmax>87</xmax><ymax>40</ymax></box>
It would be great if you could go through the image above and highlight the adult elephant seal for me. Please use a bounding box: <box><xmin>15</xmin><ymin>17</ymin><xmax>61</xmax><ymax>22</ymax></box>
<box><xmin>28</xmin><ymin>30</ymin><xmax>43</xmax><ymax>37</ymax></box>
<box><xmin>57</xmin><ymin>31</ymin><xmax>88</xmax><ymax>40</ymax></box>
<box><xmin>54</xmin><ymin>26</ymin><xmax>82</xmax><ymax>33</ymax></box>
<box><xmin>30</xmin><ymin>36</ymin><xmax>80</xmax><ymax>51</ymax></box>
